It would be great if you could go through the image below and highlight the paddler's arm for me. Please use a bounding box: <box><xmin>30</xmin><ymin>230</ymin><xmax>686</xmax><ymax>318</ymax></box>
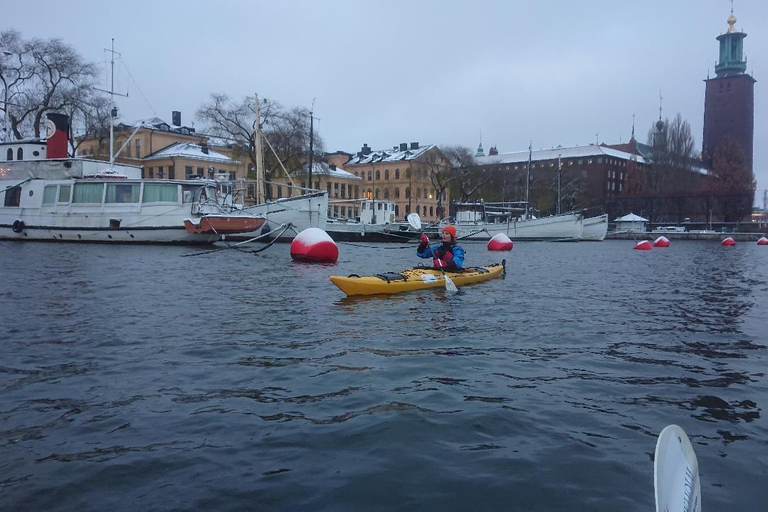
<box><xmin>448</xmin><ymin>245</ymin><xmax>465</xmax><ymax>269</ymax></box>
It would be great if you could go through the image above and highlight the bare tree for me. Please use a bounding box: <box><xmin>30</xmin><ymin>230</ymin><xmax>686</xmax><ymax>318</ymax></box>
<box><xmin>197</xmin><ymin>93</ymin><xmax>323</xmax><ymax>183</ymax></box>
<box><xmin>440</xmin><ymin>145</ymin><xmax>490</xmax><ymax>202</ymax></box>
<box><xmin>1</xmin><ymin>30</ymin><xmax>100</xmax><ymax>141</ymax></box>
<box><xmin>419</xmin><ymin>148</ymin><xmax>455</xmax><ymax>219</ymax></box>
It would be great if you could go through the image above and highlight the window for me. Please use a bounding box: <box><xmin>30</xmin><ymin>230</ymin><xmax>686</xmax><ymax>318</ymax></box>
<box><xmin>334</xmin><ymin>182</ymin><xmax>339</xmax><ymax>197</ymax></box>
<box><xmin>73</xmin><ymin>183</ymin><xmax>105</xmax><ymax>203</ymax></box>
<box><xmin>385</xmin><ymin>169</ymin><xmax>390</xmax><ymax>180</ymax></box>
<box><xmin>378</xmin><ymin>203</ymin><xmax>382</xmax><ymax>210</ymax></box>
<box><xmin>619</xmin><ymin>183</ymin><xmax>623</xmax><ymax>192</ymax></box>
<box><xmin>333</xmin><ymin>206</ymin><xmax>338</xmax><ymax>216</ymax></box>
<box><xmin>185</xmin><ymin>166</ymin><xmax>193</xmax><ymax>178</ymax></box>
<box><xmin>17</xmin><ymin>148</ymin><xmax>23</xmax><ymax>160</ymax></box>
<box><xmin>6</xmin><ymin>148</ymin><xmax>12</xmax><ymax>161</ymax></box>
<box><xmin>405</xmin><ymin>204</ymin><xmax>410</xmax><ymax>214</ymax></box>
<box><xmin>405</xmin><ymin>187</ymin><xmax>410</xmax><ymax>198</ymax></box>
<box><xmin>106</xmin><ymin>183</ymin><xmax>140</xmax><ymax>203</ymax></box>
<box><xmin>375</xmin><ymin>170</ymin><xmax>380</xmax><ymax>180</ymax></box>
<box><xmin>395</xmin><ymin>169</ymin><xmax>400</xmax><ymax>179</ymax></box>
<box><xmin>277</xmin><ymin>185</ymin><xmax>283</xmax><ymax>198</ymax></box>
<box><xmin>148</xmin><ymin>167</ymin><xmax>154</xmax><ymax>178</ymax></box>
<box><xmin>4</xmin><ymin>186</ymin><xmax>21</xmax><ymax>206</ymax></box>
<box><xmin>395</xmin><ymin>187</ymin><xmax>400</xmax><ymax>198</ymax></box>
<box><xmin>135</xmin><ymin>139</ymin><xmax>141</xmax><ymax>158</ymax></box>
<box><xmin>340</xmin><ymin>183</ymin><xmax>346</xmax><ymax>198</ymax></box>
<box><xmin>168</xmin><ymin>166</ymin><xmax>175</xmax><ymax>179</ymax></box>
<box><xmin>375</xmin><ymin>188</ymin><xmax>379</xmax><ymax>199</ymax></box>
<box><xmin>158</xmin><ymin>166</ymin><xmax>164</xmax><ymax>179</ymax></box>
<box><xmin>367</xmin><ymin>170</ymin><xmax>372</xmax><ymax>180</ymax></box>
<box><xmin>58</xmin><ymin>185</ymin><xmax>71</xmax><ymax>203</ymax></box>
<box><xmin>126</xmin><ymin>142</ymin><xmax>132</xmax><ymax>158</ymax></box>
<box><xmin>143</xmin><ymin>183</ymin><xmax>178</xmax><ymax>203</ymax></box>
<box><xmin>395</xmin><ymin>205</ymin><xmax>399</xmax><ymax>216</ymax></box>
<box><xmin>597</xmin><ymin>158</ymin><xmax>603</xmax><ymax>164</ymax></box>
<box><xmin>43</xmin><ymin>186</ymin><xmax>57</xmax><ymax>205</ymax></box>
<box><xmin>354</xmin><ymin>186</ymin><xmax>359</xmax><ymax>198</ymax></box>
<box><xmin>230</xmin><ymin>172</ymin><xmax>236</xmax><ymax>181</ymax></box>
<box><xmin>430</xmin><ymin>206</ymin><xmax>434</xmax><ymax>216</ymax></box>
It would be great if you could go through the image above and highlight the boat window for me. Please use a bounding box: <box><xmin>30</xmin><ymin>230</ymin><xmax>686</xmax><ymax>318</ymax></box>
<box><xmin>6</xmin><ymin>148</ymin><xmax>12</xmax><ymax>161</ymax></box>
<box><xmin>17</xmin><ymin>148</ymin><xmax>23</xmax><ymax>160</ymax></box>
<box><xmin>106</xmin><ymin>183</ymin><xmax>140</xmax><ymax>203</ymax></box>
<box><xmin>3</xmin><ymin>186</ymin><xmax>21</xmax><ymax>206</ymax></box>
<box><xmin>143</xmin><ymin>183</ymin><xmax>178</xmax><ymax>203</ymax></box>
<box><xmin>73</xmin><ymin>183</ymin><xmax>105</xmax><ymax>203</ymax></box>
<box><xmin>43</xmin><ymin>185</ymin><xmax>57</xmax><ymax>205</ymax></box>
<box><xmin>58</xmin><ymin>185</ymin><xmax>71</xmax><ymax>203</ymax></box>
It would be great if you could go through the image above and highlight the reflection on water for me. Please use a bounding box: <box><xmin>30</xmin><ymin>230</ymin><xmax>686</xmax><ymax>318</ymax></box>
<box><xmin>0</xmin><ymin>240</ymin><xmax>766</xmax><ymax>511</ymax></box>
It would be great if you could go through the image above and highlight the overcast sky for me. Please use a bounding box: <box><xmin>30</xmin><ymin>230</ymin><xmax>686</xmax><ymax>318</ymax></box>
<box><xmin>7</xmin><ymin>0</ymin><xmax>767</xmax><ymax>205</ymax></box>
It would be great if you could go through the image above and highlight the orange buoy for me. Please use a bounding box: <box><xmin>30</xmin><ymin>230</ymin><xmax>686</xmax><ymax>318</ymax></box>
<box><xmin>721</xmin><ymin>237</ymin><xmax>736</xmax><ymax>247</ymax></box>
<box><xmin>290</xmin><ymin>228</ymin><xmax>339</xmax><ymax>263</ymax></box>
<box><xmin>634</xmin><ymin>240</ymin><xmax>653</xmax><ymax>250</ymax></box>
<box><xmin>653</xmin><ymin>236</ymin><xmax>670</xmax><ymax>248</ymax></box>
<box><xmin>757</xmin><ymin>237</ymin><xmax>768</xmax><ymax>246</ymax></box>
<box><xmin>488</xmin><ymin>233</ymin><xmax>514</xmax><ymax>251</ymax></box>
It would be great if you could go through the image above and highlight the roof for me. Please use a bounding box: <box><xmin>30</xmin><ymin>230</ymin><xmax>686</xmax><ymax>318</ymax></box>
<box><xmin>345</xmin><ymin>144</ymin><xmax>436</xmax><ymax>165</ymax></box>
<box><xmin>117</xmin><ymin>118</ymin><xmax>199</xmax><ymax>137</ymax></box>
<box><xmin>615</xmin><ymin>213</ymin><xmax>649</xmax><ymax>222</ymax></box>
<box><xmin>143</xmin><ymin>142</ymin><xmax>238</xmax><ymax>163</ymax></box>
<box><xmin>475</xmin><ymin>144</ymin><xmax>646</xmax><ymax>166</ymax></box>
<box><xmin>294</xmin><ymin>161</ymin><xmax>361</xmax><ymax>180</ymax></box>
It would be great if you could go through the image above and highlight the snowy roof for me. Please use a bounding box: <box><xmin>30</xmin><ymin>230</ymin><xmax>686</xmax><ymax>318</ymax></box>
<box><xmin>475</xmin><ymin>144</ymin><xmax>646</xmax><ymax>166</ymax></box>
<box><xmin>615</xmin><ymin>213</ymin><xmax>648</xmax><ymax>222</ymax></box>
<box><xmin>117</xmin><ymin>118</ymin><xmax>199</xmax><ymax>136</ymax></box>
<box><xmin>143</xmin><ymin>142</ymin><xmax>238</xmax><ymax>163</ymax></box>
<box><xmin>294</xmin><ymin>161</ymin><xmax>361</xmax><ymax>180</ymax></box>
<box><xmin>345</xmin><ymin>144</ymin><xmax>436</xmax><ymax>165</ymax></box>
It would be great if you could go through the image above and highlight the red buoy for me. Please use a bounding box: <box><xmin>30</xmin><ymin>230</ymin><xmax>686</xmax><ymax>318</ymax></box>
<box><xmin>653</xmin><ymin>236</ymin><xmax>671</xmax><ymax>248</ymax></box>
<box><xmin>634</xmin><ymin>240</ymin><xmax>653</xmax><ymax>250</ymax></box>
<box><xmin>290</xmin><ymin>228</ymin><xmax>339</xmax><ymax>263</ymax></box>
<box><xmin>488</xmin><ymin>233</ymin><xmax>514</xmax><ymax>251</ymax></box>
<box><xmin>721</xmin><ymin>237</ymin><xmax>736</xmax><ymax>247</ymax></box>
<box><xmin>757</xmin><ymin>237</ymin><xmax>768</xmax><ymax>246</ymax></box>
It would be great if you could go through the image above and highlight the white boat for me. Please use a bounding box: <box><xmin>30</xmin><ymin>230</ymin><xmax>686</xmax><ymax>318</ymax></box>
<box><xmin>325</xmin><ymin>199</ymin><xmax>406</xmax><ymax>242</ymax></box>
<box><xmin>580</xmin><ymin>213</ymin><xmax>608</xmax><ymax>241</ymax></box>
<box><xmin>451</xmin><ymin>202</ymin><xmax>583</xmax><ymax>241</ymax></box>
<box><xmin>218</xmin><ymin>94</ymin><xmax>328</xmax><ymax>242</ymax></box>
<box><xmin>0</xmin><ymin>150</ymin><xmax>264</xmax><ymax>245</ymax></box>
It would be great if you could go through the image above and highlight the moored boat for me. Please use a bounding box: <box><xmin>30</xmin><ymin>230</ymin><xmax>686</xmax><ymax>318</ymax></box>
<box><xmin>580</xmin><ymin>213</ymin><xmax>608</xmax><ymax>241</ymax></box>
<box><xmin>329</xmin><ymin>262</ymin><xmax>505</xmax><ymax>296</ymax></box>
<box><xmin>451</xmin><ymin>202</ymin><xmax>583</xmax><ymax>241</ymax></box>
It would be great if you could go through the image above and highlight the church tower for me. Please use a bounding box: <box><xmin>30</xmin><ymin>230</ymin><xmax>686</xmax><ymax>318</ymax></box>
<box><xmin>702</xmin><ymin>9</ymin><xmax>756</xmax><ymax>171</ymax></box>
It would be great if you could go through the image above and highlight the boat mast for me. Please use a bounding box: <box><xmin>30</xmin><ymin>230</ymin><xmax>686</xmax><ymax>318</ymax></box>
<box><xmin>307</xmin><ymin>100</ymin><xmax>315</xmax><ymax>193</ymax></box>
<box><xmin>557</xmin><ymin>153</ymin><xmax>562</xmax><ymax>215</ymax></box>
<box><xmin>526</xmin><ymin>141</ymin><xmax>532</xmax><ymax>219</ymax></box>
<box><xmin>96</xmin><ymin>39</ymin><xmax>127</xmax><ymax>171</ymax></box>
<box><xmin>253</xmin><ymin>94</ymin><xmax>265</xmax><ymax>204</ymax></box>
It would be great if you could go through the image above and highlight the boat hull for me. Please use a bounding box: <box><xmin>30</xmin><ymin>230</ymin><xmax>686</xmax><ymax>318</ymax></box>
<box><xmin>184</xmin><ymin>215</ymin><xmax>265</xmax><ymax>235</ymax></box>
<box><xmin>0</xmin><ymin>224</ymin><xmax>218</xmax><ymax>244</ymax></box>
<box><xmin>330</xmin><ymin>262</ymin><xmax>505</xmax><ymax>296</ymax></box>
<box><xmin>456</xmin><ymin>213</ymin><xmax>583</xmax><ymax>241</ymax></box>
<box><xmin>580</xmin><ymin>214</ymin><xmax>608</xmax><ymax>241</ymax></box>
<box><xmin>223</xmin><ymin>193</ymin><xmax>328</xmax><ymax>242</ymax></box>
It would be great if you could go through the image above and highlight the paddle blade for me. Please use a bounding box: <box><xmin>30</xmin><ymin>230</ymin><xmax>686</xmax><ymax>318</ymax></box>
<box><xmin>407</xmin><ymin>213</ymin><xmax>422</xmax><ymax>231</ymax></box>
<box><xmin>444</xmin><ymin>273</ymin><xmax>458</xmax><ymax>293</ymax></box>
<box><xmin>654</xmin><ymin>424</ymin><xmax>701</xmax><ymax>512</ymax></box>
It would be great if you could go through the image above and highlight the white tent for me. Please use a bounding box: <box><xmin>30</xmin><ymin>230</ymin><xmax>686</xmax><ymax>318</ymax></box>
<box><xmin>614</xmin><ymin>213</ymin><xmax>648</xmax><ymax>233</ymax></box>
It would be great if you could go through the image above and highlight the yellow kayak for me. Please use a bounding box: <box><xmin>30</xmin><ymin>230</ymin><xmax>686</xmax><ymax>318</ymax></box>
<box><xmin>329</xmin><ymin>262</ymin><xmax>506</xmax><ymax>296</ymax></box>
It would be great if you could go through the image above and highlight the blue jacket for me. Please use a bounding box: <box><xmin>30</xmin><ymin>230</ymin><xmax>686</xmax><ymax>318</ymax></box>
<box><xmin>417</xmin><ymin>241</ymin><xmax>465</xmax><ymax>270</ymax></box>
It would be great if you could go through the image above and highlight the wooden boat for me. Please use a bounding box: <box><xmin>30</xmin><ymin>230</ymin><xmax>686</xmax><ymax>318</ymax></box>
<box><xmin>330</xmin><ymin>262</ymin><xmax>505</xmax><ymax>296</ymax></box>
<box><xmin>184</xmin><ymin>214</ymin><xmax>265</xmax><ymax>235</ymax></box>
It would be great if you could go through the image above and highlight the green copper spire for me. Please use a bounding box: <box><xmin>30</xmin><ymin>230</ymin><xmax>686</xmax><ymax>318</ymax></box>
<box><xmin>715</xmin><ymin>7</ymin><xmax>747</xmax><ymax>77</ymax></box>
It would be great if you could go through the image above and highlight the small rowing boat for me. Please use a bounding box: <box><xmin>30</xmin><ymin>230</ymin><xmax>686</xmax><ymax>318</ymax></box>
<box><xmin>329</xmin><ymin>262</ymin><xmax>505</xmax><ymax>296</ymax></box>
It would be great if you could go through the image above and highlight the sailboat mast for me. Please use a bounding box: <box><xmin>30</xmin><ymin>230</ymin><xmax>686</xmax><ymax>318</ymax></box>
<box><xmin>526</xmin><ymin>141</ymin><xmax>532</xmax><ymax>219</ymax></box>
<box><xmin>109</xmin><ymin>39</ymin><xmax>115</xmax><ymax>171</ymax></box>
<box><xmin>307</xmin><ymin>104</ymin><xmax>314</xmax><ymax>192</ymax></box>
<box><xmin>253</xmin><ymin>94</ymin><xmax>265</xmax><ymax>204</ymax></box>
<box><xmin>557</xmin><ymin>153</ymin><xmax>561</xmax><ymax>215</ymax></box>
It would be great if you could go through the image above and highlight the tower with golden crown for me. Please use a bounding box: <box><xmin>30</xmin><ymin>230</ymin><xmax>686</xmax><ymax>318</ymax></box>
<box><xmin>702</xmin><ymin>9</ymin><xmax>756</xmax><ymax>171</ymax></box>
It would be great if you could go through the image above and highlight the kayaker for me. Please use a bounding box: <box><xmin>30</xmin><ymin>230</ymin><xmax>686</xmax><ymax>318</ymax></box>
<box><xmin>417</xmin><ymin>225</ymin><xmax>465</xmax><ymax>270</ymax></box>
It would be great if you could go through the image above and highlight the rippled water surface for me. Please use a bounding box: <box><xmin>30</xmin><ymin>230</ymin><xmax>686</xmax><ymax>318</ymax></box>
<box><xmin>1</xmin><ymin>239</ymin><xmax>767</xmax><ymax>511</ymax></box>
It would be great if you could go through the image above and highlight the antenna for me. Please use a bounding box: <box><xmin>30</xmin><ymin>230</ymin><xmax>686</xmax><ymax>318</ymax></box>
<box><xmin>93</xmin><ymin>39</ymin><xmax>128</xmax><ymax>170</ymax></box>
<box><xmin>631</xmin><ymin>113</ymin><xmax>636</xmax><ymax>140</ymax></box>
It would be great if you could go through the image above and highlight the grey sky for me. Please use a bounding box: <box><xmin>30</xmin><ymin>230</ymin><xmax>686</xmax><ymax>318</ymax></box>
<box><xmin>7</xmin><ymin>0</ymin><xmax>767</xmax><ymax>204</ymax></box>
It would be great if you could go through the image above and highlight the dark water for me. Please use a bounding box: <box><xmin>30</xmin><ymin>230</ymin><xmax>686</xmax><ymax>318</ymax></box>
<box><xmin>1</xmin><ymin>239</ymin><xmax>767</xmax><ymax>511</ymax></box>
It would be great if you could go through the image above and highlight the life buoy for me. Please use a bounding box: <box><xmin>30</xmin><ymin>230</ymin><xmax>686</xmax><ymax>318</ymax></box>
<box><xmin>12</xmin><ymin>220</ymin><xmax>25</xmax><ymax>233</ymax></box>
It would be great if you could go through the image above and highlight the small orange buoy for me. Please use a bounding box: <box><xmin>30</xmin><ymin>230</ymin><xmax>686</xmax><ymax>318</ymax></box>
<box><xmin>634</xmin><ymin>240</ymin><xmax>653</xmax><ymax>250</ymax></box>
<box><xmin>290</xmin><ymin>228</ymin><xmax>339</xmax><ymax>263</ymax></box>
<box><xmin>757</xmin><ymin>237</ymin><xmax>768</xmax><ymax>246</ymax></box>
<box><xmin>488</xmin><ymin>233</ymin><xmax>514</xmax><ymax>251</ymax></box>
<box><xmin>721</xmin><ymin>237</ymin><xmax>736</xmax><ymax>246</ymax></box>
<box><xmin>653</xmin><ymin>236</ymin><xmax>670</xmax><ymax>248</ymax></box>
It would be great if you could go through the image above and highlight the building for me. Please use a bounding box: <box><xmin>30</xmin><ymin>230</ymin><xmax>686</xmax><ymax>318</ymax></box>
<box><xmin>702</xmin><ymin>10</ymin><xmax>755</xmax><ymax>172</ymax></box>
<box><xmin>76</xmin><ymin>112</ymin><xmax>248</xmax><ymax>181</ymax></box>
<box><xmin>338</xmin><ymin>142</ymin><xmax>452</xmax><ymax>222</ymax></box>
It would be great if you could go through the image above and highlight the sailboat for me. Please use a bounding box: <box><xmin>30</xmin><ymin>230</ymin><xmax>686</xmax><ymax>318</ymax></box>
<box><xmin>220</xmin><ymin>94</ymin><xmax>328</xmax><ymax>242</ymax></box>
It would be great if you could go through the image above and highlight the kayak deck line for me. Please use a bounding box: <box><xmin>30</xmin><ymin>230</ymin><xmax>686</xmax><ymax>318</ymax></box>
<box><xmin>330</xmin><ymin>261</ymin><xmax>506</xmax><ymax>296</ymax></box>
